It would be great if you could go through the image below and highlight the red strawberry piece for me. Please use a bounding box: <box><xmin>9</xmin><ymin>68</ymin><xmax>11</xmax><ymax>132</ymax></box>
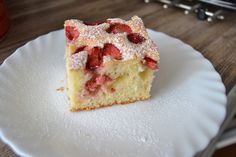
<box><xmin>73</xmin><ymin>46</ymin><xmax>86</xmax><ymax>54</ymax></box>
<box><xmin>95</xmin><ymin>75</ymin><xmax>112</xmax><ymax>85</ymax></box>
<box><xmin>143</xmin><ymin>56</ymin><xmax>157</xmax><ymax>70</ymax></box>
<box><xmin>83</xmin><ymin>21</ymin><xmax>105</xmax><ymax>26</ymax></box>
<box><xmin>65</xmin><ymin>26</ymin><xmax>80</xmax><ymax>41</ymax></box>
<box><xmin>86</xmin><ymin>47</ymin><xmax>103</xmax><ymax>70</ymax></box>
<box><xmin>106</xmin><ymin>23</ymin><xmax>132</xmax><ymax>34</ymax></box>
<box><xmin>85</xmin><ymin>75</ymin><xmax>100</xmax><ymax>94</ymax></box>
<box><xmin>103</xmin><ymin>43</ymin><xmax>122</xmax><ymax>60</ymax></box>
<box><xmin>85</xmin><ymin>74</ymin><xmax>112</xmax><ymax>95</ymax></box>
<box><xmin>127</xmin><ymin>33</ymin><xmax>146</xmax><ymax>44</ymax></box>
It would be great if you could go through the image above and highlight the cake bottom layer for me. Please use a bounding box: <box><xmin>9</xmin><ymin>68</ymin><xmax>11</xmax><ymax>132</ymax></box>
<box><xmin>70</xmin><ymin>97</ymin><xmax>150</xmax><ymax>111</ymax></box>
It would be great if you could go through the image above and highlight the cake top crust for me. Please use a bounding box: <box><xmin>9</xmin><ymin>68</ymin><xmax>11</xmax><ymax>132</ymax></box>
<box><xmin>64</xmin><ymin>16</ymin><xmax>159</xmax><ymax>69</ymax></box>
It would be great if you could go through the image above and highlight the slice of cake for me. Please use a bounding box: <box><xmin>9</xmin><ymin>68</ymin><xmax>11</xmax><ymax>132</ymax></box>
<box><xmin>64</xmin><ymin>16</ymin><xmax>159</xmax><ymax>111</ymax></box>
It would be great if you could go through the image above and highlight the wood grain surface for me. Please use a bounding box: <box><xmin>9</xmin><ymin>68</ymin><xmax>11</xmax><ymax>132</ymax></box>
<box><xmin>0</xmin><ymin>0</ymin><xmax>236</xmax><ymax>156</ymax></box>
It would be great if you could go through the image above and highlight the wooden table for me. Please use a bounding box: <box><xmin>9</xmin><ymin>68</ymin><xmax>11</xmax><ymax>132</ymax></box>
<box><xmin>0</xmin><ymin>0</ymin><xmax>235</xmax><ymax>156</ymax></box>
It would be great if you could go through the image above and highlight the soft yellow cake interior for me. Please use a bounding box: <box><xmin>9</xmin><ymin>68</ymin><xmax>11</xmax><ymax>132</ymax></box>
<box><xmin>66</xmin><ymin>51</ymin><xmax>154</xmax><ymax>111</ymax></box>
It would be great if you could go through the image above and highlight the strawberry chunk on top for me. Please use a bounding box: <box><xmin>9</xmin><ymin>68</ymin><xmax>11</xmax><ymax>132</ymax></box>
<box><xmin>103</xmin><ymin>43</ymin><xmax>122</xmax><ymax>60</ymax></box>
<box><xmin>143</xmin><ymin>56</ymin><xmax>158</xmax><ymax>70</ymax></box>
<box><xmin>86</xmin><ymin>47</ymin><xmax>103</xmax><ymax>70</ymax></box>
<box><xmin>127</xmin><ymin>33</ymin><xmax>146</xmax><ymax>44</ymax></box>
<box><xmin>65</xmin><ymin>26</ymin><xmax>80</xmax><ymax>41</ymax></box>
<box><xmin>106</xmin><ymin>23</ymin><xmax>132</xmax><ymax>34</ymax></box>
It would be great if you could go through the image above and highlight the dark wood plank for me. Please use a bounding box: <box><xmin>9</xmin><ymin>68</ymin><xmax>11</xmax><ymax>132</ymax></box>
<box><xmin>213</xmin><ymin>144</ymin><xmax>236</xmax><ymax>157</ymax></box>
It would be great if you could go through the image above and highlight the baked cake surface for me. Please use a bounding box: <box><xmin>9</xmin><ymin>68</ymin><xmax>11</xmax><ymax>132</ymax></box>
<box><xmin>64</xmin><ymin>16</ymin><xmax>160</xmax><ymax>111</ymax></box>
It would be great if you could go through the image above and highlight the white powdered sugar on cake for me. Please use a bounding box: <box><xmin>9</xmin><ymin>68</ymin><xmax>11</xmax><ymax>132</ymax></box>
<box><xmin>69</xmin><ymin>51</ymin><xmax>88</xmax><ymax>69</ymax></box>
<box><xmin>107</xmin><ymin>18</ymin><xmax>126</xmax><ymax>24</ymax></box>
<box><xmin>65</xmin><ymin>16</ymin><xmax>159</xmax><ymax>70</ymax></box>
<box><xmin>103</xmin><ymin>55</ymin><xmax>112</xmax><ymax>63</ymax></box>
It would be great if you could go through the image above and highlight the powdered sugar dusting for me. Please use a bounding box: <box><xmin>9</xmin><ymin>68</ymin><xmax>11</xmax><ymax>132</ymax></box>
<box><xmin>65</xmin><ymin>16</ymin><xmax>159</xmax><ymax>69</ymax></box>
<box><xmin>103</xmin><ymin>56</ymin><xmax>112</xmax><ymax>63</ymax></box>
<box><xmin>114</xmin><ymin>36</ymin><xmax>160</xmax><ymax>61</ymax></box>
<box><xmin>107</xmin><ymin>18</ymin><xmax>126</xmax><ymax>24</ymax></box>
<box><xmin>69</xmin><ymin>51</ymin><xmax>88</xmax><ymax>69</ymax></box>
<box><xmin>129</xmin><ymin>16</ymin><xmax>148</xmax><ymax>38</ymax></box>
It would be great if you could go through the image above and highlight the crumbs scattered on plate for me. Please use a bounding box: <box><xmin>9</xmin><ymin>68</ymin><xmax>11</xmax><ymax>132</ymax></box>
<box><xmin>56</xmin><ymin>87</ymin><xmax>64</xmax><ymax>92</ymax></box>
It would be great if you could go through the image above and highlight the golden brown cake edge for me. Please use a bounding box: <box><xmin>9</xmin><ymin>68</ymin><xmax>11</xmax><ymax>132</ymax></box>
<box><xmin>70</xmin><ymin>96</ymin><xmax>150</xmax><ymax>112</ymax></box>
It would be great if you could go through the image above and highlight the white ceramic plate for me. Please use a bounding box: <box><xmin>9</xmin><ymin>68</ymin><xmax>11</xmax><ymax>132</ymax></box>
<box><xmin>0</xmin><ymin>29</ymin><xmax>226</xmax><ymax>157</ymax></box>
